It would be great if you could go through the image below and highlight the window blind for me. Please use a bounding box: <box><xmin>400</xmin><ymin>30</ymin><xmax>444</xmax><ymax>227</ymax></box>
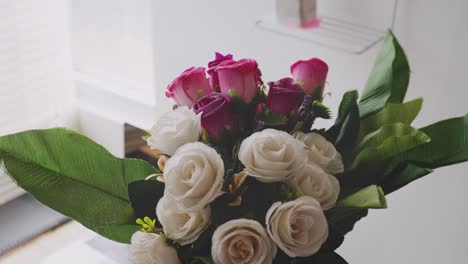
<box><xmin>0</xmin><ymin>0</ymin><xmax>74</xmax><ymax>204</ymax></box>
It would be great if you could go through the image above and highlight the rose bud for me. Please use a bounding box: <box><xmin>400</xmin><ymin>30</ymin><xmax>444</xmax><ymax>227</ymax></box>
<box><xmin>207</xmin><ymin>52</ymin><xmax>233</xmax><ymax>91</ymax></box>
<box><xmin>216</xmin><ymin>59</ymin><xmax>262</xmax><ymax>103</ymax></box>
<box><xmin>193</xmin><ymin>93</ymin><xmax>237</xmax><ymax>140</ymax></box>
<box><xmin>165</xmin><ymin>67</ymin><xmax>213</xmax><ymax>107</ymax></box>
<box><xmin>266</xmin><ymin>78</ymin><xmax>304</xmax><ymax>117</ymax></box>
<box><xmin>290</xmin><ymin>58</ymin><xmax>328</xmax><ymax>96</ymax></box>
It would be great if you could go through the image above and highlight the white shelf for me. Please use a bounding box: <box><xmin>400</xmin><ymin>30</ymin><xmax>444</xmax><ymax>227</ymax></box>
<box><xmin>257</xmin><ymin>16</ymin><xmax>386</xmax><ymax>54</ymax></box>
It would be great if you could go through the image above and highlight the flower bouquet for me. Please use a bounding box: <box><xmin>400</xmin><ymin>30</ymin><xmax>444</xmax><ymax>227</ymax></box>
<box><xmin>1</xmin><ymin>31</ymin><xmax>467</xmax><ymax>264</ymax></box>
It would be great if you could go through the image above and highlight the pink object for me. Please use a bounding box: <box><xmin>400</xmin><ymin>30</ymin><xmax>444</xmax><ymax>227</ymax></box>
<box><xmin>166</xmin><ymin>67</ymin><xmax>213</xmax><ymax>107</ymax></box>
<box><xmin>207</xmin><ymin>52</ymin><xmax>233</xmax><ymax>91</ymax></box>
<box><xmin>301</xmin><ymin>17</ymin><xmax>322</xmax><ymax>29</ymax></box>
<box><xmin>193</xmin><ymin>93</ymin><xmax>237</xmax><ymax>140</ymax></box>
<box><xmin>290</xmin><ymin>58</ymin><xmax>328</xmax><ymax>95</ymax></box>
<box><xmin>266</xmin><ymin>78</ymin><xmax>304</xmax><ymax>117</ymax></box>
<box><xmin>216</xmin><ymin>59</ymin><xmax>262</xmax><ymax>104</ymax></box>
<box><xmin>286</xmin><ymin>18</ymin><xmax>322</xmax><ymax>29</ymax></box>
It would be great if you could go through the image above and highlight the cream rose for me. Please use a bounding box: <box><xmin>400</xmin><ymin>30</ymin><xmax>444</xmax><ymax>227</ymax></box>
<box><xmin>293</xmin><ymin>132</ymin><xmax>344</xmax><ymax>174</ymax></box>
<box><xmin>211</xmin><ymin>219</ymin><xmax>277</xmax><ymax>264</ymax></box>
<box><xmin>238</xmin><ymin>129</ymin><xmax>308</xmax><ymax>183</ymax></box>
<box><xmin>164</xmin><ymin>142</ymin><xmax>224</xmax><ymax>211</ymax></box>
<box><xmin>147</xmin><ymin>106</ymin><xmax>201</xmax><ymax>156</ymax></box>
<box><xmin>129</xmin><ymin>231</ymin><xmax>181</xmax><ymax>264</ymax></box>
<box><xmin>156</xmin><ymin>196</ymin><xmax>211</xmax><ymax>245</ymax></box>
<box><xmin>266</xmin><ymin>196</ymin><xmax>328</xmax><ymax>257</ymax></box>
<box><xmin>288</xmin><ymin>163</ymin><xmax>340</xmax><ymax>210</ymax></box>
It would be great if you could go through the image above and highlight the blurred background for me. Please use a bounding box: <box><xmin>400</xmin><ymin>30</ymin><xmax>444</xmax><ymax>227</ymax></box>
<box><xmin>0</xmin><ymin>0</ymin><xmax>467</xmax><ymax>263</ymax></box>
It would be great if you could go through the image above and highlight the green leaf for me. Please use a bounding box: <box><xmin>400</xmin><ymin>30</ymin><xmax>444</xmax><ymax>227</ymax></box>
<box><xmin>0</xmin><ymin>128</ymin><xmax>157</xmax><ymax>243</ymax></box>
<box><xmin>115</xmin><ymin>203</ymin><xmax>138</xmax><ymax>225</ymax></box>
<box><xmin>128</xmin><ymin>179</ymin><xmax>165</xmax><ymax>220</ymax></box>
<box><xmin>256</xmin><ymin>108</ymin><xmax>288</xmax><ymax>126</ymax></box>
<box><xmin>326</xmin><ymin>208</ymin><xmax>368</xmax><ymax>236</ymax></box>
<box><xmin>382</xmin><ymin>163</ymin><xmax>433</xmax><ymax>194</ymax></box>
<box><xmin>350</xmin><ymin>123</ymin><xmax>430</xmax><ymax>175</ymax></box>
<box><xmin>336</xmin><ymin>185</ymin><xmax>387</xmax><ymax>209</ymax></box>
<box><xmin>326</xmin><ymin>91</ymin><xmax>360</xmax><ymax>166</ymax></box>
<box><xmin>188</xmin><ymin>256</ymin><xmax>215</xmax><ymax>264</ymax></box>
<box><xmin>320</xmin><ymin>226</ymin><xmax>345</xmax><ymax>251</ymax></box>
<box><xmin>401</xmin><ymin>114</ymin><xmax>468</xmax><ymax>168</ymax></box>
<box><xmin>326</xmin><ymin>90</ymin><xmax>359</xmax><ymax>143</ymax></box>
<box><xmin>292</xmin><ymin>251</ymin><xmax>348</xmax><ymax>264</ymax></box>
<box><xmin>357</xmin><ymin>121</ymin><xmax>427</xmax><ymax>152</ymax></box>
<box><xmin>359</xmin><ymin>98</ymin><xmax>423</xmax><ymax>140</ymax></box>
<box><xmin>359</xmin><ymin>31</ymin><xmax>411</xmax><ymax>118</ymax></box>
<box><xmin>312</xmin><ymin>101</ymin><xmax>332</xmax><ymax>120</ymax></box>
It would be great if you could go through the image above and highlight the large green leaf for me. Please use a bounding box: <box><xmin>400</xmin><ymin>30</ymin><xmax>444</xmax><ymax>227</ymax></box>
<box><xmin>401</xmin><ymin>114</ymin><xmax>468</xmax><ymax>168</ymax></box>
<box><xmin>359</xmin><ymin>98</ymin><xmax>423</xmax><ymax>140</ymax></box>
<box><xmin>336</xmin><ymin>185</ymin><xmax>387</xmax><ymax>209</ymax></box>
<box><xmin>326</xmin><ymin>90</ymin><xmax>359</xmax><ymax>143</ymax></box>
<box><xmin>325</xmin><ymin>91</ymin><xmax>360</xmax><ymax>166</ymax></box>
<box><xmin>359</xmin><ymin>31</ymin><xmax>411</xmax><ymax>118</ymax></box>
<box><xmin>0</xmin><ymin>128</ymin><xmax>158</xmax><ymax>243</ymax></box>
<box><xmin>350</xmin><ymin>123</ymin><xmax>430</xmax><ymax>176</ymax></box>
<box><xmin>382</xmin><ymin>163</ymin><xmax>433</xmax><ymax>194</ymax></box>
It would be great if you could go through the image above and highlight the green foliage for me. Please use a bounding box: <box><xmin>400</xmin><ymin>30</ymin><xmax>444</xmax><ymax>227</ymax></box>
<box><xmin>291</xmin><ymin>251</ymin><xmax>348</xmax><ymax>264</ymax></box>
<box><xmin>188</xmin><ymin>256</ymin><xmax>215</xmax><ymax>264</ymax></box>
<box><xmin>0</xmin><ymin>128</ymin><xmax>157</xmax><ymax>243</ymax></box>
<box><xmin>336</xmin><ymin>185</ymin><xmax>387</xmax><ymax>209</ymax></box>
<box><xmin>350</xmin><ymin>123</ymin><xmax>430</xmax><ymax>176</ymax></box>
<box><xmin>359</xmin><ymin>98</ymin><xmax>423</xmax><ymax>140</ymax></box>
<box><xmin>326</xmin><ymin>91</ymin><xmax>358</xmax><ymax>142</ymax></box>
<box><xmin>359</xmin><ymin>31</ymin><xmax>411</xmax><ymax>118</ymax></box>
<box><xmin>128</xmin><ymin>179</ymin><xmax>165</xmax><ymax>220</ymax></box>
<box><xmin>325</xmin><ymin>90</ymin><xmax>360</xmax><ymax>166</ymax></box>
<box><xmin>256</xmin><ymin>108</ymin><xmax>288</xmax><ymax>126</ymax></box>
<box><xmin>381</xmin><ymin>163</ymin><xmax>433</xmax><ymax>194</ymax></box>
<box><xmin>326</xmin><ymin>207</ymin><xmax>368</xmax><ymax>237</ymax></box>
<box><xmin>326</xmin><ymin>185</ymin><xmax>386</xmax><ymax>243</ymax></box>
<box><xmin>376</xmin><ymin>115</ymin><xmax>468</xmax><ymax>194</ymax></box>
<box><xmin>400</xmin><ymin>114</ymin><xmax>468</xmax><ymax>168</ymax></box>
<box><xmin>312</xmin><ymin>101</ymin><xmax>332</xmax><ymax>120</ymax></box>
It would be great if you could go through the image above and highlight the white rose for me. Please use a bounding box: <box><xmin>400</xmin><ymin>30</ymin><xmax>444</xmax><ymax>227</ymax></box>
<box><xmin>211</xmin><ymin>219</ymin><xmax>277</xmax><ymax>264</ymax></box>
<box><xmin>164</xmin><ymin>142</ymin><xmax>224</xmax><ymax>212</ymax></box>
<box><xmin>156</xmin><ymin>196</ymin><xmax>211</xmax><ymax>245</ymax></box>
<box><xmin>293</xmin><ymin>132</ymin><xmax>344</xmax><ymax>174</ymax></box>
<box><xmin>266</xmin><ymin>196</ymin><xmax>328</xmax><ymax>257</ymax></box>
<box><xmin>238</xmin><ymin>129</ymin><xmax>308</xmax><ymax>183</ymax></box>
<box><xmin>129</xmin><ymin>231</ymin><xmax>181</xmax><ymax>264</ymax></box>
<box><xmin>288</xmin><ymin>163</ymin><xmax>340</xmax><ymax>210</ymax></box>
<box><xmin>147</xmin><ymin>106</ymin><xmax>201</xmax><ymax>156</ymax></box>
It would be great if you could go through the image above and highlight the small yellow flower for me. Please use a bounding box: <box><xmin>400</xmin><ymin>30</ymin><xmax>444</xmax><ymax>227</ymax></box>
<box><xmin>136</xmin><ymin>217</ymin><xmax>157</xmax><ymax>233</ymax></box>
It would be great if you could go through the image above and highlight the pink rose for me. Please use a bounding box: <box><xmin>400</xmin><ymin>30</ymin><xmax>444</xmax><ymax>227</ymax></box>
<box><xmin>266</xmin><ymin>78</ymin><xmax>304</xmax><ymax>117</ymax></box>
<box><xmin>290</xmin><ymin>58</ymin><xmax>328</xmax><ymax>95</ymax></box>
<box><xmin>166</xmin><ymin>67</ymin><xmax>213</xmax><ymax>107</ymax></box>
<box><xmin>207</xmin><ymin>52</ymin><xmax>233</xmax><ymax>91</ymax></box>
<box><xmin>193</xmin><ymin>93</ymin><xmax>237</xmax><ymax>140</ymax></box>
<box><xmin>216</xmin><ymin>59</ymin><xmax>262</xmax><ymax>103</ymax></box>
